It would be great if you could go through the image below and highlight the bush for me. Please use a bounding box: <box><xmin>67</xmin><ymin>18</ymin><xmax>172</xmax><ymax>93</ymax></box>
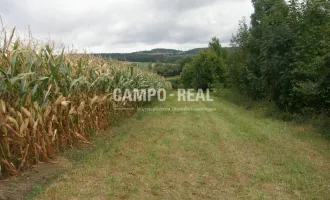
<box><xmin>180</xmin><ymin>37</ymin><xmax>227</xmax><ymax>90</ymax></box>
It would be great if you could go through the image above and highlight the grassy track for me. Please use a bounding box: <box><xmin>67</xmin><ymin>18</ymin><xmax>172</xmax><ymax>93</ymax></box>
<box><xmin>31</xmin><ymin>94</ymin><xmax>330</xmax><ymax>199</ymax></box>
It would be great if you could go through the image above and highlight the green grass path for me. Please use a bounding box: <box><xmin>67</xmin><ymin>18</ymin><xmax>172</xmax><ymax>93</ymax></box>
<box><xmin>32</xmin><ymin>95</ymin><xmax>330</xmax><ymax>199</ymax></box>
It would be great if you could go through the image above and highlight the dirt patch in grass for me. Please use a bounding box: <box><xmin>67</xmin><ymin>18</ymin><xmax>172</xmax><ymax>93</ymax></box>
<box><xmin>0</xmin><ymin>157</ymin><xmax>70</xmax><ymax>200</ymax></box>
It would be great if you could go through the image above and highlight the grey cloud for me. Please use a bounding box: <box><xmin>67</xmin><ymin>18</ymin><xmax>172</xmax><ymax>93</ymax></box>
<box><xmin>0</xmin><ymin>0</ymin><xmax>13</xmax><ymax>14</ymax></box>
<box><xmin>149</xmin><ymin>0</ymin><xmax>219</xmax><ymax>12</ymax></box>
<box><xmin>0</xmin><ymin>0</ymin><xmax>253</xmax><ymax>52</ymax></box>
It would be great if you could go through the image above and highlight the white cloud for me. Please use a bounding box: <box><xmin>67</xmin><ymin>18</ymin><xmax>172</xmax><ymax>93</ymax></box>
<box><xmin>0</xmin><ymin>0</ymin><xmax>253</xmax><ymax>53</ymax></box>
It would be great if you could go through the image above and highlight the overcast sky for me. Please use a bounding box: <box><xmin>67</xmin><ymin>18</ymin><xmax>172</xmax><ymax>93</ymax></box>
<box><xmin>0</xmin><ymin>0</ymin><xmax>253</xmax><ymax>53</ymax></box>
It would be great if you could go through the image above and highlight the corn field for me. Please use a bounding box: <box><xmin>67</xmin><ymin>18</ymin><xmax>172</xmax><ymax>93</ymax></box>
<box><xmin>0</xmin><ymin>28</ymin><xmax>170</xmax><ymax>177</ymax></box>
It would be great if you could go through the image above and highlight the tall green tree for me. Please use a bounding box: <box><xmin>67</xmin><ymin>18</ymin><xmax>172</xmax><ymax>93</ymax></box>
<box><xmin>180</xmin><ymin>37</ymin><xmax>227</xmax><ymax>90</ymax></box>
<box><xmin>229</xmin><ymin>0</ymin><xmax>330</xmax><ymax>112</ymax></box>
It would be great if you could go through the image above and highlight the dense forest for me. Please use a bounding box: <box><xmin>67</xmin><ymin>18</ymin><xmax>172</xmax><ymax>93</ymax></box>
<box><xmin>149</xmin><ymin>57</ymin><xmax>194</xmax><ymax>78</ymax></box>
<box><xmin>95</xmin><ymin>48</ymin><xmax>220</xmax><ymax>63</ymax></box>
<box><xmin>98</xmin><ymin>53</ymin><xmax>182</xmax><ymax>63</ymax></box>
<box><xmin>152</xmin><ymin>63</ymin><xmax>182</xmax><ymax>78</ymax></box>
<box><xmin>180</xmin><ymin>0</ymin><xmax>330</xmax><ymax>114</ymax></box>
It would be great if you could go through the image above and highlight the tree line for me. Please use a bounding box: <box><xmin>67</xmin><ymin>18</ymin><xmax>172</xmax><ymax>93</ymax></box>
<box><xmin>96</xmin><ymin>53</ymin><xmax>183</xmax><ymax>63</ymax></box>
<box><xmin>180</xmin><ymin>0</ymin><xmax>330</xmax><ymax>113</ymax></box>
<box><xmin>152</xmin><ymin>62</ymin><xmax>183</xmax><ymax>77</ymax></box>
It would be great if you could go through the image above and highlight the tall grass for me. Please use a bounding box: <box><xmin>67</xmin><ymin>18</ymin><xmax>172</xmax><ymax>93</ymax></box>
<box><xmin>0</xmin><ymin>28</ymin><xmax>170</xmax><ymax>177</ymax></box>
<box><xmin>215</xmin><ymin>88</ymin><xmax>330</xmax><ymax>139</ymax></box>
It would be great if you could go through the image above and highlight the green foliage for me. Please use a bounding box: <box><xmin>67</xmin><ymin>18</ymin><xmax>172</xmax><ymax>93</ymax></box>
<box><xmin>167</xmin><ymin>77</ymin><xmax>181</xmax><ymax>89</ymax></box>
<box><xmin>148</xmin><ymin>62</ymin><xmax>152</xmax><ymax>71</ymax></box>
<box><xmin>228</xmin><ymin>0</ymin><xmax>330</xmax><ymax>113</ymax></box>
<box><xmin>209</xmin><ymin>37</ymin><xmax>228</xmax><ymax>59</ymax></box>
<box><xmin>180</xmin><ymin>37</ymin><xmax>227</xmax><ymax>90</ymax></box>
<box><xmin>179</xmin><ymin>56</ymin><xmax>193</xmax><ymax>68</ymax></box>
<box><xmin>152</xmin><ymin>62</ymin><xmax>183</xmax><ymax>77</ymax></box>
<box><xmin>192</xmin><ymin>50</ymin><xmax>225</xmax><ymax>90</ymax></box>
<box><xmin>0</xmin><ymin>39</ymin><xmax>170</xmax><ymax>108</ymax></box>
<box><xmin>180</xmin><ymin>63</ymin><xmax>195</xmax><ymax>89</ymax></box>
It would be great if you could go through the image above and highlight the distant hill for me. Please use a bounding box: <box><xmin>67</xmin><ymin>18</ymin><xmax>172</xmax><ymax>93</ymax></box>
<box><xmin>184</xmin><ymin>48</ymin><xmax>208</xmax><ymax>55</ymax></box>
<box><xmin>134</xmin><ymin>48</ymin><xmax>207</xmax><ymax>56</ymax></box>
<box><xmin>95</xmin><ymin>47</ymin><xmax>232</xmax><ymax>63</ymax></box>
<box><xmin>138</xmin><ymin>48</ymin><xmax>183</xmax><ymax>55</ymax></box>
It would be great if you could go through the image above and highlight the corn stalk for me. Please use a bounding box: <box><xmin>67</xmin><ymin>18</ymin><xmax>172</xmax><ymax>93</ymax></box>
<box><xmin>0</xmin><ymin>28</ymin><xmax>171</xmax><ymax>177</ymax></box>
